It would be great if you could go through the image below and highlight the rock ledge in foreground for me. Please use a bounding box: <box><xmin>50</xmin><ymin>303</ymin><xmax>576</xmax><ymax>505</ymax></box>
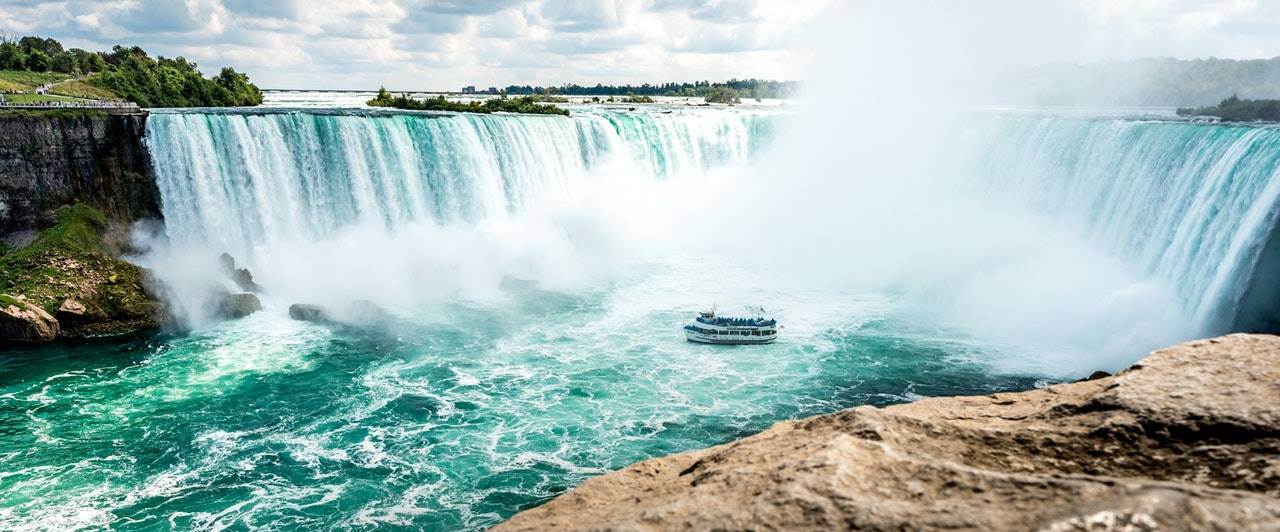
<box><xmin>498</xmin><ymin>334</ymin><xmax>1280</xmax><ymax>531</ymax></box>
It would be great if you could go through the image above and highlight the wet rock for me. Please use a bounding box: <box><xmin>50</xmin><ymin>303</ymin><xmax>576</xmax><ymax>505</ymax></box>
<box><xmin>498</xmin><ymin>276</ymin><xmax>538</xmax><ymax>292</ymax></box>
<box><xmin>218</xmin><ymin>292</ymin><xmax>262</xmax><ymax>319</ymax></box>
<box><xmin>498</xmin><ymin>334</ymin><xmax>1280</xmax><ymax>531</ymax></box>
<box><xmin>218</xmin><ymin>252</ymin><xmax>262</xmax><ymax>292</ymax></box>
<box><xmin>288</xmin><ymin>303</ymin><xmax>330</xmax><ymax>323</ymax></box>
<box><xmin>1075</xmin><ymin>370</ymin><xmax>1113</xmax><ymax>382</ymax></box>
<box><xmin>339</xmin><ymin>299</ymin><xmax>392</xmax><ymax>328</ymax></box>
<box><xmin>0</xmin><ymin>294</ymin><xmax>59</xmax><ymax>343</ymax></box>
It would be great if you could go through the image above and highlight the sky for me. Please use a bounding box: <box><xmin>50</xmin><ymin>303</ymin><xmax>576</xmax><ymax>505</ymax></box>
<box><xmin>2</xmin><ymin>0</ymin><xmax>1280</xmax><ymax>90</ymax></box>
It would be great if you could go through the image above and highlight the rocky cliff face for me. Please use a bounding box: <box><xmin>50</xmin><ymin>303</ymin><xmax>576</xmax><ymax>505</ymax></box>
<box><xmin>499</xmin><ymin>334</ymin><xmax>1280</xmax><ymax>531</ymax></box>
<box><xmin>0</xmin><ymin>111</ymin><xmax>160</xmax><ymax>236</ymax></box>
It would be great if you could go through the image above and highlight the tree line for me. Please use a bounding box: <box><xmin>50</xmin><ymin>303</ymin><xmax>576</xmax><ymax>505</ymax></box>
<box><xmin>487</xmin><ymin>78</ymin><xmax>796</xmax><ymax>99</ymax></box>
<box><xmin>1177</xmin><ymin>95</ymin><xmax>1280</xmax><ymax>122</ymax></box>
<box><xmin>0</xmin><ymin>34</ymin><xmax>262</xmax><ymax>107</ymax></box>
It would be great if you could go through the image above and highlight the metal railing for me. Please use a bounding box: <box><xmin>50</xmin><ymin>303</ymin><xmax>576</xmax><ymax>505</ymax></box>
<box><xmin>0</xmin><ymin>99</ymin><xmax>140</xmax><ymax>109</ymax></box>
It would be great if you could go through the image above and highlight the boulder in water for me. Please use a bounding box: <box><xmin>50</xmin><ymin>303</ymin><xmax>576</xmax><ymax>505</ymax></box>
<box><xmin>218</xmin><ymin>292</ymin><xmax>262</xmax><ymax>319</ymax></box>
<box><xmin>288</xmin><ymin>303</ymin><xmax>330</xmax><ymax>323</ymax></box>
<box><xmin>339</xmin><ymin>299</ymin><xmax>393</xmax><ymax>329</ymax></box>
<box><xmin>218</xmin><ymin>252</ymin><xmax>262</xmax><ymax>293</ymax></box>
<box><xmin>0</xmin><ymin>294</ymin><xmax>60</xmax><ymax>343</ymax></box>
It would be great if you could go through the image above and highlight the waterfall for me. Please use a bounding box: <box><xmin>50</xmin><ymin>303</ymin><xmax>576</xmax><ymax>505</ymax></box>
<box><xmin>955</xmin><ymin>113</ymin><xmax>1280</xmax><ymax>333</ymax></box>
<box><xmin>144</xmin><ymin>107</ymin><xmax>1280</xmax><ymax>337</ymax></box>
<box><xmin>144</xmin><ymin>108</ymin><xmax>775</xmax><ymax>256</ymax></box>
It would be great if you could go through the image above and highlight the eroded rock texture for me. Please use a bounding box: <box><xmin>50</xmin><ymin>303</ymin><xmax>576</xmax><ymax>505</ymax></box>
<box><xmin>500</xmin><ymin>334</ymin><xmax>1280</xmax><ymax>531</ymax></box>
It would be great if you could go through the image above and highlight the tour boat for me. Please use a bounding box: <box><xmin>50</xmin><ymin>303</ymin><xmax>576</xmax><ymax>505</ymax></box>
<box><xmin>683</xmin><ymin>306</ymin><xmax>778</xmax><ymax>344</ymax></box>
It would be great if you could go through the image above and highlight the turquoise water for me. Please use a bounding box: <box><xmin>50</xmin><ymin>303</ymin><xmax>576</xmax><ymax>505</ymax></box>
<box><xmin>0</xmin><ymin>256</ymin><xmax>1041</xmax><ymax>530</ymax></box>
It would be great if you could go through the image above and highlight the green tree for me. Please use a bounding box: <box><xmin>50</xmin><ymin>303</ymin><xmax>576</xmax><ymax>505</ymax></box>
<box><xmin>18</xmin><ymin>36</ymin><xmax>62</xmax><ymax>56</ymax></box>
<box><xmin>51</xmin><ymin>52</ymin><xmax>77</xmax><ymax>74</ymax></box>
<box><xmin>25</xmin><ymin>49</ymin><xmax>50</xmax><ymax>72</ymax></box>
<box><xmin>0</xmin><ymin>42</ymin><xmax>26</xmax><ymax>70</ymax></box>
<box><xmin>702</xmin><ymin>86</ymin><xmax>740</xmax><ymax>105</ymax></box>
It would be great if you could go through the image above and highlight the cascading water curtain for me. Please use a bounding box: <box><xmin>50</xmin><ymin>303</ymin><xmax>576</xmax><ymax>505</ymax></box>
<box><xmin>956</xmin><ymin>114</ymin><xmax>1280</xmax><ymax>332</ymax></box>
<box><xmin>145</xmin><ymin>108</ymin><xmax>777</xmax><ymax>256</ymax></box>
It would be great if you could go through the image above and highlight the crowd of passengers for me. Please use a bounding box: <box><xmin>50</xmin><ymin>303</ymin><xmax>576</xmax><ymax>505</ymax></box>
<box><xmin>695</xmin><ymin>316</ymin><xmax>777</xmax><ymax>326</ymax></box>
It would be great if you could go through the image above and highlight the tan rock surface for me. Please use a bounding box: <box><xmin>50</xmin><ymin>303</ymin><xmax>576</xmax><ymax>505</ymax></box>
<box><xmin>498</xmin><ymin>334</ymin><xmax>1280</xmax><ymax>531</ymax></box>
<box><xmin>0</xmin><ymin>294</ymin><xmax>59</xmax><ymax>342</ymax></box>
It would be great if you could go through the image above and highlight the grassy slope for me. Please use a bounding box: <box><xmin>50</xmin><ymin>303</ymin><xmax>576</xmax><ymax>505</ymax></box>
<box><xmin>0</xmin><ymin>70</ymin><xmax>74</xmax><ymax>91</ymax></box>
<box><xmin>0</xmin><ymin>205</ymin><xmax>157</xmax><ymax>336</ymax></box>
<box><xmin>49</xmin><ymin>79</ymin><xmax>118</xmax><ymax>100</ymax></box>
<box><xmin>0</xmin><ymin>78</ymin><xmax>23</xmax><ymax>92</ymax></box>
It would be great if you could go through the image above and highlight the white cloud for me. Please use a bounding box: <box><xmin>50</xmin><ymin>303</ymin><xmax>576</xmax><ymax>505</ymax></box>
<box><xmin>4</xmin><ymin>0</ymin><xmax>1280</xmax><ymax>90</ymax></box>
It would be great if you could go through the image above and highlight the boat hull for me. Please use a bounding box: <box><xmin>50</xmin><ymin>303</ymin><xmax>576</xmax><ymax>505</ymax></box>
<box><xmin>684</xmin><ymin>329</ymin><xmax>777</xmax><ymax>344</ymax></box>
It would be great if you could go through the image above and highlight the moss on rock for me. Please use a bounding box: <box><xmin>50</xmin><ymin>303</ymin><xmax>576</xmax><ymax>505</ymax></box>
<box><xmin>0</xmin><ymin>204</ymin><xmax>160</xmax><ymax>339</ymax></box>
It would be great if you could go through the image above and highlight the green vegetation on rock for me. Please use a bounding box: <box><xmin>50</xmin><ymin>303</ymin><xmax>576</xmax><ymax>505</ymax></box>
<box><xmin>1177</xmin><ymin>95</ymin><xmax>1280</xmax><ymax>122</ymax></box>
<box><xmin>367</xmin><ymin>87</ymin><xmax>569</xmax><ymax>116</ymax></box>
<box><xmin>0</xmin><ymin>205</ymin><xmax>159</xmax><ymax>337</ymax></box>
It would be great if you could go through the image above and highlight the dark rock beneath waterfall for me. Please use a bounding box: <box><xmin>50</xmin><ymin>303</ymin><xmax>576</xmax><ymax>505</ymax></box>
<box><xmin>218</xmin><ymin>252</ymin><xmax>262</xmax><ymax>293</ymax></box>
<box><xmin>288</xmin><ymin>303</ymin><xmax>330</xmax><ymax>323</ymax></box>
<box><xmin>1075</xmin><ymin>370</ymin><xmax>1113</xmax><ymax>382</ymax></box>
<box><xmin>218</xmin><ymin>292</ymin><xmax>262</xmax><ymax>319</ymax></box>
<box><xmin>0</xmin><ymin>294</ymin><xmax>59</xmax><ymax>343</ymax></box>
<box><xmin>342</xmin><ymin>300</ymin><xmax>392</xmax><ymax>328</ymax></box>
<box><xmin>287</xmin><ymin>300</ymin><xmax>392</xmax><ymax>330</ymax></box>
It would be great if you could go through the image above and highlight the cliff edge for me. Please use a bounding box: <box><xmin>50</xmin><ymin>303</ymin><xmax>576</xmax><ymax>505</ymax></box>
<box><xmin>0</xmin><ymin>109</ymin><xmax>159</xmax><ymax>236</ymax></box>
<box><xmin>499</xmin><ymin>334</ymin><xmax>1280</xmax><ymax>531</ymax></box>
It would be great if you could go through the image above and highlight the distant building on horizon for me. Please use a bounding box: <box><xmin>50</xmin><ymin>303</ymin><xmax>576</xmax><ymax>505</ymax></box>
<box><xmin>461</xmin><ymin>86</ymin><xmax>476</xmax><ymax>93</ymax></box>
<box><xmin>486</xmin><ymin>87</ymin><xmax>498</xmax><ymax>94</ymax></box>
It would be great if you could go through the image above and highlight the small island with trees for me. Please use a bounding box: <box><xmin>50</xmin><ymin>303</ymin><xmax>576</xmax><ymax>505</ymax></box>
<box><xmin>1177</xmin><ymin>95</ymin><xmax>1280</xmax><ymax>122</ymax></box>
<box><xmin>367</xmin><ymin>87</ymin><xmax>569</xmax><ymax>116</ymax></box>
<box><xmin>0</xmin><ymin>34</ymin><xmax>262</xmax><ymax>108</ymax></box>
